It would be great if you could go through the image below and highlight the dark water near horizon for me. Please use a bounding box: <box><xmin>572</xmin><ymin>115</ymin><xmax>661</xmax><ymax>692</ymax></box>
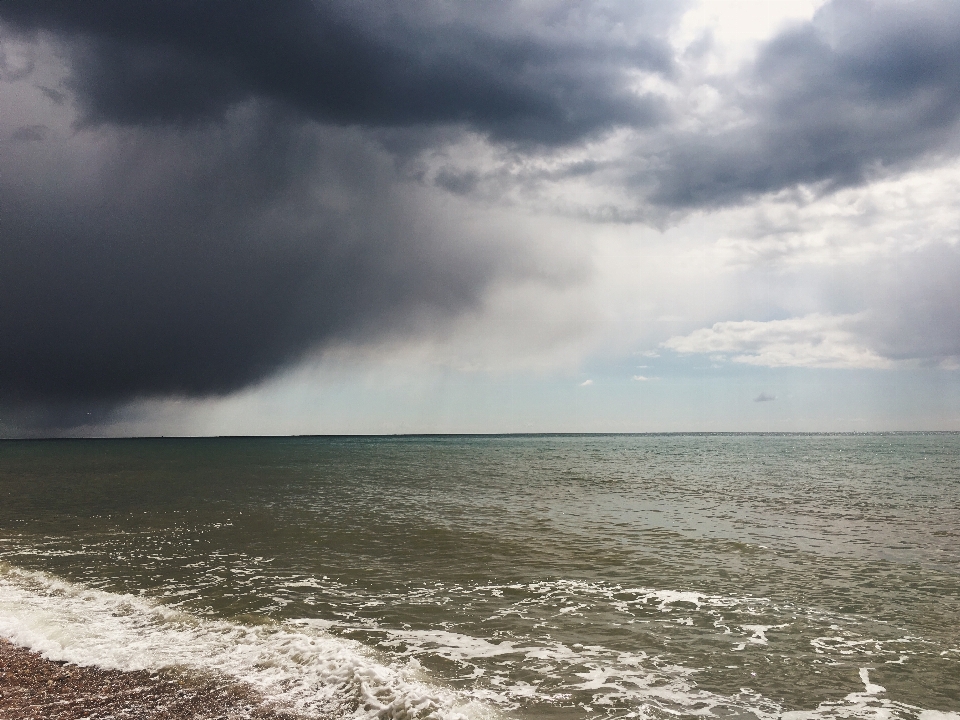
<box><xmin>0</xmin><ymin>434</ymin><xmax>957</xmax><ymax>719</ymax></box>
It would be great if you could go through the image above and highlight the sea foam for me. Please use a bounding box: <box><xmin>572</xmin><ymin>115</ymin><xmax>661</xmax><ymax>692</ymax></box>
<box><xmin>1</xmin><ymin>565</ymin><xmax>957</xmax><ymax>720</ymax></box>
<box><xmin>0</xmin><ymin>563</ymin><xmax>491</xmax><ymax>720</ymax></box>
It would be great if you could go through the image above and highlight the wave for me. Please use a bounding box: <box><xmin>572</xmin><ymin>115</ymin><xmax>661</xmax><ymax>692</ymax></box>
<box><xmin>0</xmin><ymin>565</ymin><xmax>956</xmax><ymax>720</ymax></box>
<box><xmin>0</xmin><ymin>563</ymin><xmax>491</xmax><ymax>720</ymax></box>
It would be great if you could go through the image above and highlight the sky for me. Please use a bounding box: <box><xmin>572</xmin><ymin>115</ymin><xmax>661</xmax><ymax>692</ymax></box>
<box><xmin>2</xmin><ymin>0</ymin><xmax>960</xmax><ymax>436</ymax></box>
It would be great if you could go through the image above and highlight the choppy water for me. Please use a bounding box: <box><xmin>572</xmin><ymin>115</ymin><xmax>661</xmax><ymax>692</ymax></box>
<box><xmin>0</xmin><ymin>434</ymin><xmax>957</xmax><ymax>719</ymax></box>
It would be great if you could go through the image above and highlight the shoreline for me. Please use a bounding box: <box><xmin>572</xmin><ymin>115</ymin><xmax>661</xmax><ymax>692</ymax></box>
<box><xmin>0</xmin><ymin>638</ymin><xmax>300</xmax><ymax>719</ymax></box>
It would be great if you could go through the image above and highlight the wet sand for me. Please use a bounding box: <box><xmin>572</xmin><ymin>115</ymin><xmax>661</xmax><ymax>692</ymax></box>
<box><xmin>0</xmin><ymin>638</ymin><xmax>300</xmax><ymax>719</ymax></box>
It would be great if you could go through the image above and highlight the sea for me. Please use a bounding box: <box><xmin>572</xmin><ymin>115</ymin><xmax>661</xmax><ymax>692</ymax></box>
<box><xmin>0</xmin><ymin>434</ymin><xmax>957</xmax><ymax>720</ymax></box>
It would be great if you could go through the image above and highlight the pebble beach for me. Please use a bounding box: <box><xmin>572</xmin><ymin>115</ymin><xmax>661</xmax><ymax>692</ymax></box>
<box><xmin>0</xmin><ymin>639</ymin><xmax>297</xmax><ymax>720</ymax></box>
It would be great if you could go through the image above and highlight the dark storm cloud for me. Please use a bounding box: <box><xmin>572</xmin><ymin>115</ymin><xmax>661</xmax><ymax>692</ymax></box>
<box><xmin>0</xmin><ymin>105</ymin><xmax>515</xmax><ymax>411</ymax></box>
<box><xmin>1</xmin><ymin>0</ymin><xmax>682</xmax><ymax>422</ymax></box>
<box><xmin>0</xmin><ymin>0</ymin><xmax>673</xmax><ymax>144</ymax></box>
<box><xmin>10</xmin><ymin>123</ymin><xmax>46</xmax><ymax>141</ymax></box>
<box><xmin>652</xmin><ymin>0</ymin><xmax>960</xmax><ymax>207</ymax></box>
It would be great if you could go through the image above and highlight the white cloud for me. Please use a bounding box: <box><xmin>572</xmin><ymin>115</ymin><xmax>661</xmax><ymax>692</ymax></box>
<box><xmin>662</xmin><ymin>313</ymin><xmax>893</xmax><ymax>369</ymax></box>
<box><xmin>711</xmin><ymin>161</ymin><xmax>960</xmax><ymax>270</ymax></box>
<box><xmin>673</xmin><ymin>0</ymin><xmax>827</xmax><ymax>73</ymax></box>
<box><xmin>580</xmin><ymin>379</ymin><xmax>594</xmax><ymax>386</ymax></box>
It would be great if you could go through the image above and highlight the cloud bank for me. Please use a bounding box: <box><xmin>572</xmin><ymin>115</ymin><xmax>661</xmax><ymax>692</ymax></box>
<box><xmin>662</xmin><ymin>314</ymin><xmax>892</xmax><ymax>369</ymax></box>
<box><xmin>0</xmin><ymin>0</ymin><xmax>674</xmax><ymax>142</ymax></box>
<box><xmin>651</xmin><ymin>0</ymin><xmax>960</xmax><ymax>207</ymax></box>
<box><xmin>1</xmin><ymin>107</ymin><xmax>530</xmax><ymax>404</ymax></box>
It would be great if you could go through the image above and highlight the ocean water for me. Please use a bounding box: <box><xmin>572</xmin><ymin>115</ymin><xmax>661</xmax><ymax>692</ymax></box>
<box><xmin>0</xmin><ymin>434</ymin><xmax>957</xmax><ymax>719</ymax></box>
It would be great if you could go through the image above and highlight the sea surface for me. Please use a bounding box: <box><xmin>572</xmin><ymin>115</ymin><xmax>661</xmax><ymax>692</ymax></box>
<box><xmin>0</xmin><ymin>434</ymin><xmax>957</xmax><ymax>719</ymax></box>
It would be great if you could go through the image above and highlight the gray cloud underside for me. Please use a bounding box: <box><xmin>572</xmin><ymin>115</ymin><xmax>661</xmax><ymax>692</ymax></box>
<box><xmin>652</xmin><ymin>0</ymin><xmax>960</xmax><ymax>206</ymax></box>
<box><xmin>0</xmin><ymin>1</ymin><xmax>674</xmax><ymax>419</ymax></box>
<box><xmin>0</xmin><ymin>0</ymin><xmax>674</xmax><ymax>144</ymax></box>
<box><xmin>0</xmin><ymin>108</ymin><xmax>520</xmax><ymax>407</ymax></box>
<box><xmin>6</xmin><ymin>1</ymin><xmax>960</xmax><ymax>201</ymax></box>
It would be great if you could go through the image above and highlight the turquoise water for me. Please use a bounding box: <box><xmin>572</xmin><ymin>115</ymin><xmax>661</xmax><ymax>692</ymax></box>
<box><xmin>0</xmin><ymin>434</ymin><xmax>957</xmax><ymax>719</ymax></box>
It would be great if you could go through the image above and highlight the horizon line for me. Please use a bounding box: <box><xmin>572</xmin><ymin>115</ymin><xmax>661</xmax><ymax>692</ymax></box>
<box><xmin>3</xmin><ymin>430</ymin><xmax>958</xmax><ymax>441</ymax></box>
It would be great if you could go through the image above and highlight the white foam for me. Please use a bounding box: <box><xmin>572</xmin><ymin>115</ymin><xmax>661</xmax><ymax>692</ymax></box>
<box><xmin>1</xmin><ymin>568</ymin><xmax>951</xmax><ymax>720</ymax></box>
<box><xmin>371</xmin><ymin>629</ymin><xmax>522</xmax><ymax>662</ymax></box>
<box><xmin>740</xmin><ymin>624</ymin><xmax>788</xmax><ymax>645</ymax></box>
<box><xmin>858</xmin><ymin>668</ymin><xmax>886</xmax><ymax>696</ymax></box>
<box><xmin>0</xmin><ymin>564</ymin><xmax>491</xmax><ymax>720</ymax></box>
<box><xmin>642</xmin><ymin>589</ymin><xmax>706</xmax><ymax>609</ymax></box>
